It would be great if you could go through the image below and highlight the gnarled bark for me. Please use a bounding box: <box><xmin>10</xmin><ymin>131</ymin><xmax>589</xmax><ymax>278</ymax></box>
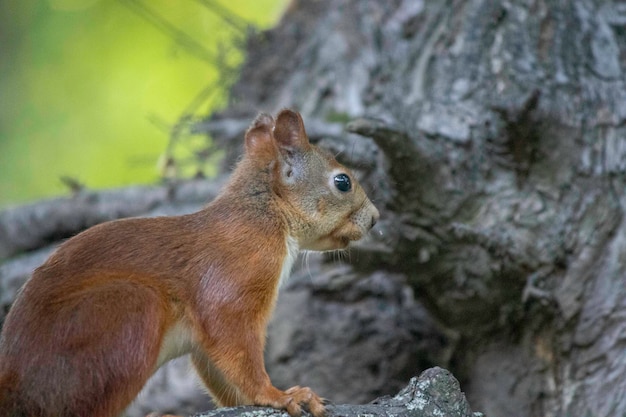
<box><xmin>206</xmin><ymin>0</ymin><xmax>626</xmax><ymax>416</ymax></box>
<box><xmin>2</xmin><ymin>1</ymin><xmax>626</xmax><ymax>416</ymax></box>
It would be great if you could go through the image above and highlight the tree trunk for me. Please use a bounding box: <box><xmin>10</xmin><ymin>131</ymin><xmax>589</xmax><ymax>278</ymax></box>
<box><xmin>206</xmin><ymin>0</ymin><xmax>626</xmax><ymax>416</ymax></box>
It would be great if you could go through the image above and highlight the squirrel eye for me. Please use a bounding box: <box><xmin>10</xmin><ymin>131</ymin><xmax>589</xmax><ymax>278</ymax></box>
<box><xmin>333</xmin><ymin>173</ymin><xmax>352</xmax><ymax>192</ymax></box>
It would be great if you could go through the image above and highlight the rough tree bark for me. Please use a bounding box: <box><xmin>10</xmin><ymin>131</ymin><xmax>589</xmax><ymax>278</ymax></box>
<box><xmin>203</xmin><ymin>0</ymin><xmax>626</xmax><ymax>416</ymax></box>
<box><xmin>192</xmin><ymin>368</ymin><xmax>477</xmax><ymax>417</ymax></box>
<box><xmin>1</xmin><ymin>1</ymin><xmax>625</xmax><ymax>417</ymax></box>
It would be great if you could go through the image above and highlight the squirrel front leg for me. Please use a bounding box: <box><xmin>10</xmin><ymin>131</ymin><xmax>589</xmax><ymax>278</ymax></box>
<box><xmin>193</xmin><ymin>322</ymin><xmax>325</xmax><ymax>417</ymax></box>
<box><xmin>191</xmin><ymin>350</ymin><xmax>244</xmax><ymax>407</ymax></box>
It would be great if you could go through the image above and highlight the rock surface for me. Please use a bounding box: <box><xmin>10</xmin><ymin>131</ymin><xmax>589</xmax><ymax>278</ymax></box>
<box><xmin>192</xmin><ymin>367</ymin><xmax>479</xmax><ymax>417</ymax></box>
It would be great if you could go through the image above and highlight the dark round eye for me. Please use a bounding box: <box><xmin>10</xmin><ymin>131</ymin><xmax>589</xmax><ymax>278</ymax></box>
<box><xmin>333</xmin><ymin>173</ymin><xmax>352</xmax><ymax>192</ymax></box>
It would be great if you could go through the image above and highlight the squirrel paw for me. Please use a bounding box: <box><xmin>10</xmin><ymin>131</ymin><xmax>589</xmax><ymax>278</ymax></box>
<box><xmin>281</xmin><ymin>385</ymin><xmax>326</xmax><ymax>417</ymax></box>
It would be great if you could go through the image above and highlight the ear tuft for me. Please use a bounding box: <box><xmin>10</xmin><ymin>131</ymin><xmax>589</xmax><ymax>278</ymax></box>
<box><xmin>251</xmin><ymin>113</ymin><xmax>274</xmax><ymax>130</ymax></box>
<box><xmin>274</xmin><ymin>109</ymin><xmax>310</xmax><ymax>152</ymax></box>
<box><xmin>245</xmin><ymin>113</ymin><xmax>275</xmax><ymax>155</ymax></box>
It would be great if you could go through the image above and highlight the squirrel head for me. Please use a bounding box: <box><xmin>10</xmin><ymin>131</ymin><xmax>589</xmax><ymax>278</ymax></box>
<box><xmin>242</xmin><ymin>109</ymin><xmax>379</xmax><ymax>251</ymax></box>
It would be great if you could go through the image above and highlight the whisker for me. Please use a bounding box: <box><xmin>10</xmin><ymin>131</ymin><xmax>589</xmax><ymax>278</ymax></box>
<box><xmin>350</xmin><ymin>140</ymin><xmax>357</xmax><ymax>167</ymax></box>
<box><xmin>303</xmin><ymin>250</ymin><xmax>313</xmax><ymax>280</ymax></box>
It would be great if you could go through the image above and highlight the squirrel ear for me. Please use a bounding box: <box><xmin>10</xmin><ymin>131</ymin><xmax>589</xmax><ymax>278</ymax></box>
<box><xmin>245</xmin><ymin>113</ymin><xmax>275</xmax><ymax>155</ymax></box>
<box><xmin>274</xmin><ymin>109</ymin><xmax>310</xmax><ymax>153</ymax></box>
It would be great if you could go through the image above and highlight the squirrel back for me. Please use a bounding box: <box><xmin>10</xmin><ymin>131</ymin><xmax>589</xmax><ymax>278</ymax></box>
<box><xmin>0</xmin><ymin>109</ymin><xmax>379</xmax><ymax>417</ymax></box>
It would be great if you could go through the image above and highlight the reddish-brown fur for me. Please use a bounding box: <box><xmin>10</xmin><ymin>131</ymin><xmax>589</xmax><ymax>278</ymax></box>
<box><xmin>0</xmin><ymin>110</ymin><xmax>379</xmax><ymax>417</ymax></box>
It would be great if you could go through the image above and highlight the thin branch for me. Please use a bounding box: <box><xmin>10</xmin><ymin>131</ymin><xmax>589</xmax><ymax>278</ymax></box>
<box><xmin>193</xmin><ymin>0</ymin><xmax>251</xmax><ymax>35</ymax></box>
<box><xmin>118</xmin><ymin>0</ymin><xmax>219</xmax><ymax>65</ymax></box>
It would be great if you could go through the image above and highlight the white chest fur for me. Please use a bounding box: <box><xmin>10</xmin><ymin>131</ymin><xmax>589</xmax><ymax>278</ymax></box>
<box><xmin>156</xmin><ymin>320</ymin><xmax>193</xmax><ymax>370</ymax></box>
<box><xmin>278</xmin><ymin>236</ymin><xmax>299</xmax><ymax>288</ymax></box>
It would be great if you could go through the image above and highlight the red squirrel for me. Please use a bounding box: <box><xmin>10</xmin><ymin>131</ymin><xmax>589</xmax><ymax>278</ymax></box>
<box><xmin>0</xmin><ymin>110</ymin><xmax>379</xmax><ymax>417</ymax></box>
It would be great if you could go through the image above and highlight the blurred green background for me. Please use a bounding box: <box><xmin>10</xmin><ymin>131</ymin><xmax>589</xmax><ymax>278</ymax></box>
<box><xmin>0</xmin><ymin>0</ymin><xmax>287</xmax><ymax>208</ymax></box>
